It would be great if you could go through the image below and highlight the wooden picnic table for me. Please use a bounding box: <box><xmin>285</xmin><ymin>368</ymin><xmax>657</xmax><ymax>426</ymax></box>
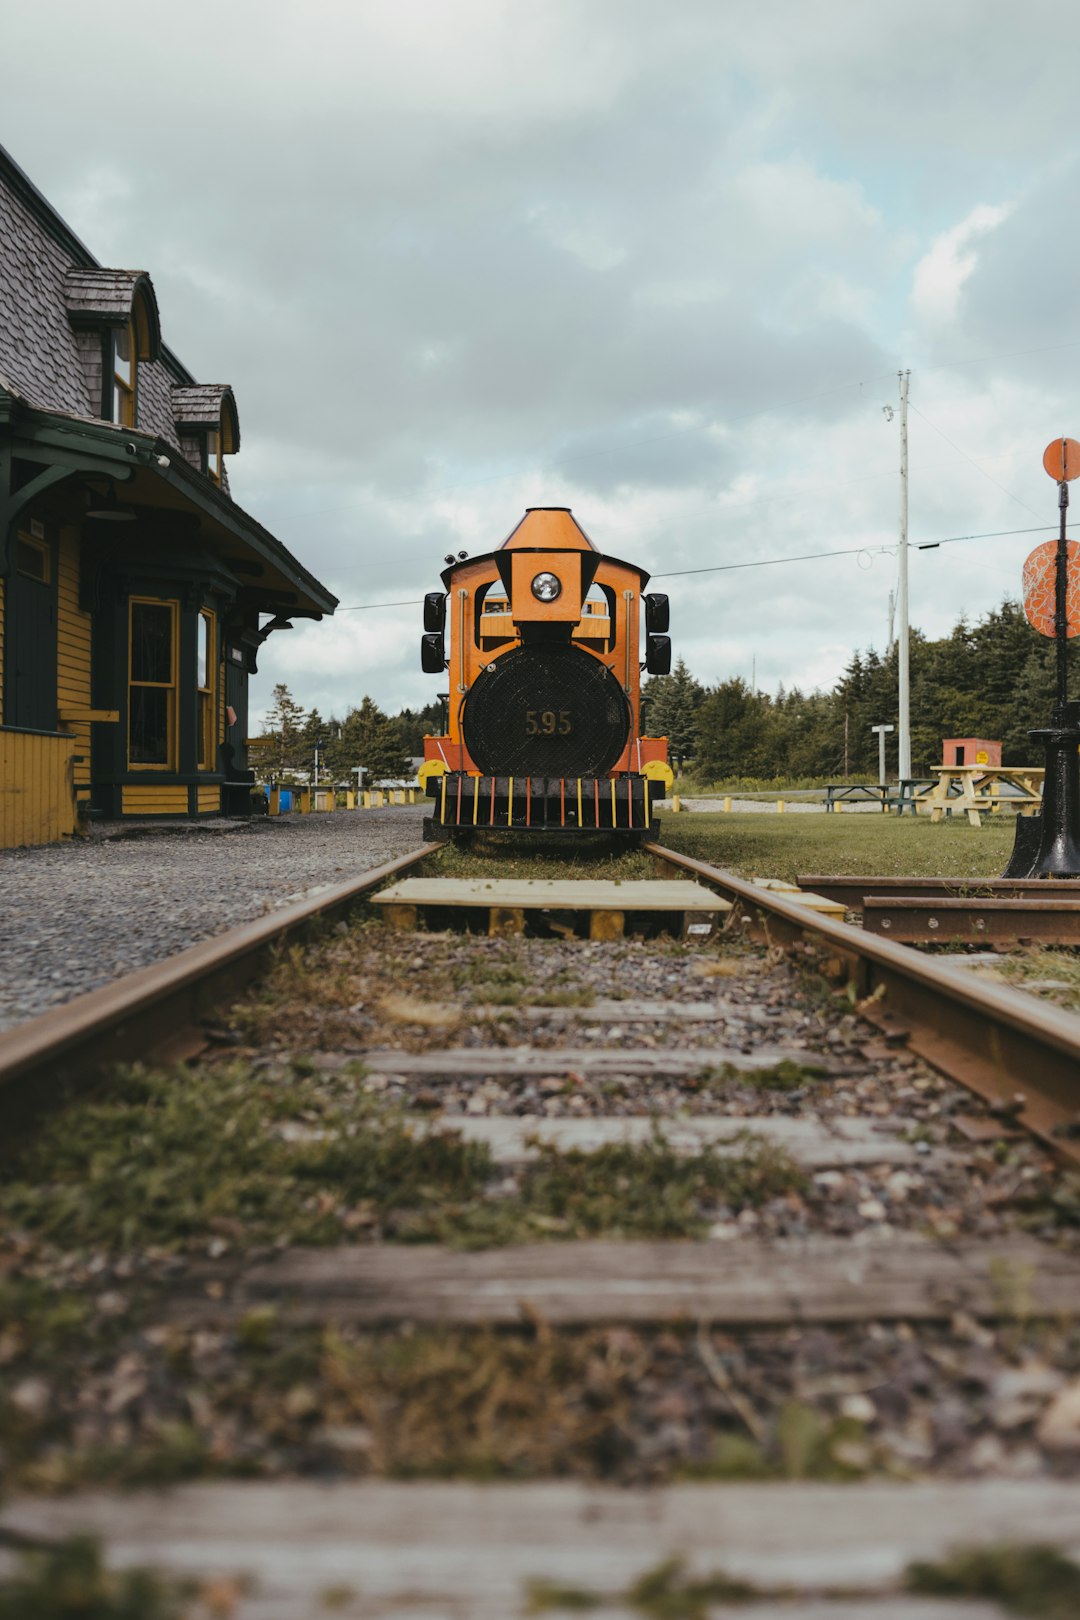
<box><xmin>824</xmin><ymin>783</ymin><xmax>891</xmax><ymax>812</ymax></box>
<box><xmin>921</xmin><ymin>764</ymin><xmax>1044</xmax><ymax>828</ymax></box>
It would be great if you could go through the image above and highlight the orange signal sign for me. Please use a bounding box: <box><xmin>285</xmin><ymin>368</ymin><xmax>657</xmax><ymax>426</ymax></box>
<box><xmin>1023</xmin><ymin>538</ymin><xmax>1080</xmax><ymax>638</ymax></box>
<box><xmin>1042</xmin><ymin>437</ymin><xmax>1080</xmax><ymax>481</ymax></box>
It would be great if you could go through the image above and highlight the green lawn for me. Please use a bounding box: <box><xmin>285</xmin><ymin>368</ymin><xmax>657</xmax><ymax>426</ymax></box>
<box><xmin>654</xmin><ymin>809</ymin><xmax>1017</xmax><ymax>884</ymax></box>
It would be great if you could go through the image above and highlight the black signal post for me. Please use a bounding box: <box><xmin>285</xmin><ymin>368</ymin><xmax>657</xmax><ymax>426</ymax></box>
<box><xmin>1006</xmin><ymin>438</ymin><xmax>1080</xmax><ymax>877</ymax></box>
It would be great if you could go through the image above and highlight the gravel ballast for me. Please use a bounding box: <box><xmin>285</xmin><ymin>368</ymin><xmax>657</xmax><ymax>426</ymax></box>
<box><xmin>0</xmin><ymin>808</ymin><xmax>427</xmax><ymax>1031</ymax></box>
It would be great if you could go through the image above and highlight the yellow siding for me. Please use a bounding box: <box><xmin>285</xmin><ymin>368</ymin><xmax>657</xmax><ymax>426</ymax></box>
<box><xmin>198</xmin><ymin>785</ymin><xmax>219</xmax><ymax>813</ymax></box>
<box><xmin>0</xmin><ymin>728</ymin><xmax>78</xmax><ymax>848</ymax></box>
<box><xmin>55</xmin><ymin>529</ymin><xmax>93</xmax><ymax>797</ymax></box>
<box><xmin>122</xmin><ymin>785</ymin><xmax>189</xmax><ymax>815</ymax></box>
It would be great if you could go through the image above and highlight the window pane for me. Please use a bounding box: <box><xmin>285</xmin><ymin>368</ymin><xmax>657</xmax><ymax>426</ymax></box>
<box><xmin>131</xmin><ymin>602</ymin><xmax>173</xmax><ymax>684</ymax></box>
<box><xmin>129</xmin><ymin>686</ymin><xmax>170</xmax><ymax>764</ymax></box>
<box><xmin>198</xmin><ymin>613</ymin><xmax>210</xmax><ymax>689</ymax></box>
<box><xmin>114</xmin><ymin>325</ymin><xmax>132</xmax><ymax>384</ymax></box>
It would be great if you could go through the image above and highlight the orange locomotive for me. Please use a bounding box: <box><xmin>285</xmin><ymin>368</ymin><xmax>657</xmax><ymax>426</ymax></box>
<box><xmin>419</xmin><ymin>507</ymin><xmax>674</xmax><ymax>840</ymax></box>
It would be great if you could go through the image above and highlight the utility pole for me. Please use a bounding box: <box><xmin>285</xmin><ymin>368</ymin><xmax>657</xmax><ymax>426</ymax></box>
<box><xmin>897</xmin><ymin>370</ymin><xmax>911</xmax><ymax>781</ymax></box>
<box><xmin>887</xmin><ymin>589</ymin><xmax>896</xmax><ymax>655</ymax></box>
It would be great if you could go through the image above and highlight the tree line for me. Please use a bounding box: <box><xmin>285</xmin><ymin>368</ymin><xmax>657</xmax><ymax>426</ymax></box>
<box><xmin>253</xmin><ymin>597</ymin><xmax>1061</xmax><ymax>785</ymax></box>
<box><xmin>642</xmin><ymin>598</ymin><xmax>1060</xmax><ymax>781</ymax></box>
<box><xmin>249</xmin><ymin>686</ymin><xmax>441</xmax><ymax>783</ymax></box>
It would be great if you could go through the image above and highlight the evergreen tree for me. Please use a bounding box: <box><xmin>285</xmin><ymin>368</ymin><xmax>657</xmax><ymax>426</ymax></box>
<box><xmin>254</xmin><ymin>683</ymin><xmax>308</xmax><ymax>774</ymax></box>
<box><xmin>335</xmin><ymin>697</ymin><xmax>413</xmax><ymax>784</ymax></box>
<box><xmin>641</xmin><ymin>658</ymin><xmax>704</xmax><ymax>767</ymax></box>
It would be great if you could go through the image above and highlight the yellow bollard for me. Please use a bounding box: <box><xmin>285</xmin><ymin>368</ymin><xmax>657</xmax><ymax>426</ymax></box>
<box><xmin>834</xmin><ymin>801</ymin><xmax>842</xmax><ymax>813</ymax></box>
<box><xmin>776</xmin><ymin>799</ymin><xmax>785</xmax><ymax>814</ymax></box>
<box><xmin>268</xmin><ymin>787</ymin><xmax>280</xmax><ymax>816</ymax></box>
<box><xmin>723</xmin><ymin>796</ymin><xmax>732</xmax><ymax>813</ymax></box>
<box><xmin>362</xmin><ymin>790</ymin><xmax>371</xmax><ymax>808</ymax></box>
<box><xmin>672</xmin><ymin>793</ymin><xmax>681</xmax><ymax>813</ymax></box>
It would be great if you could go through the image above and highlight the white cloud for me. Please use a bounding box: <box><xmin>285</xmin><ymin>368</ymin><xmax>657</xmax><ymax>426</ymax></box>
<box><xmin>911</xmin><ymin>203</ymin><xmax>1013</xmax><ymax>326</ymax></box>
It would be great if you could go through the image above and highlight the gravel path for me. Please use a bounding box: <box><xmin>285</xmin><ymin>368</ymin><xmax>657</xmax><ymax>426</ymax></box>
<box><xmin>0</xmin><ymin>808</ymin><xmax>427</xmax><ymax>1031</ymax></box>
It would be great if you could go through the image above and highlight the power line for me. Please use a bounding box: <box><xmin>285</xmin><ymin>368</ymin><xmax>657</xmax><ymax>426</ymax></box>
<box><xmin>908</xmin><ymin>403</ymin><xmax>1043</xmax><ymax>521</ymax></box>
<box><xmin>653</xmin><ymin>523</ymin><xmax>1075</xmax><ymax>580</ymax></box>
<box><xmin>914</xmin><ymin>522</ymin><xmax>1076</xmax><ymax>551</ymax></box>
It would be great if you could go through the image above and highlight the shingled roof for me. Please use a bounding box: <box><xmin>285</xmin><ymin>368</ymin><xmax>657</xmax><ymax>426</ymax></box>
<box><xmin>0</xmin><ymin>142</ymin><xmax>185</xmax><ymax>432</ymax></box>
<box><xmin>173</xmin><ymin>383</ymin><xmax>240</xmax><ymax>452</ymax></box>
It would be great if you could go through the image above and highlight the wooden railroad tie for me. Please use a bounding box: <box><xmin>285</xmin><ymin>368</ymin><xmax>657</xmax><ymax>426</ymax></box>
<box><xmin>173</xmin><ymin>1235</ymin><xmax>1080</xmax><ymax>1328</ymax></box>
<box><xmin>7</xmin><ymin>1478</ymin><xmax>1080</xmax><ymax>1615</ymax></box>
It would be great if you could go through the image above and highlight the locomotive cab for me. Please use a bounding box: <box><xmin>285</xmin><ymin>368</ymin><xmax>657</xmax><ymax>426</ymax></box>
<box><xmin>419</xmin><ymin>507</ymin><xmax>672</xmax><ymax>838</ymax></box>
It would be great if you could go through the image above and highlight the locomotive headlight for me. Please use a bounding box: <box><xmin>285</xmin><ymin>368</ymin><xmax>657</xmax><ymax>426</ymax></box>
<box><xmin>531</xmin><ymin>571</ymin><xmax>562</xmax><ymax>602</ymax></box>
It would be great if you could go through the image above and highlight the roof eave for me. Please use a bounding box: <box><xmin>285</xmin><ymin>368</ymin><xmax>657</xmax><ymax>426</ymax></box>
<box><xmin>4</xmin><ymin>405</ymin><xmax>337</xmax><ymax>614</ymax></box>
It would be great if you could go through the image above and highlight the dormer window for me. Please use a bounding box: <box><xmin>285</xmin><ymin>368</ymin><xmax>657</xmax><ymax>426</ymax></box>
<box><xmin>172</xmin><ymin>385</ymin><xmax>240</xmax><ymax>488</ymax></box>
<box><xmin>65</xmin><ymin>271</ymin><xmax>161</xmax><ymax>427</ymax></box>
<box><xmin>112</xmin><ymin>322</ymin><xmax>135</xmax><ymax>426</ymax></box>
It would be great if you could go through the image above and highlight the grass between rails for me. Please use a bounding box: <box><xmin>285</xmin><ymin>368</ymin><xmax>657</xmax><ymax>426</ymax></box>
<box><xmin>655</xmin><ymin>809</ymin><xmax>1015</xmax><ymax>885</ymax></box>
<box><xmin>0</xmin><ymin>1062</ymin><xmax>803</xmax><ymax>1254</ymax></box>
<box><xmin>434</xmin><ymin>835</ymin><xmax>657</xmax><ymax>882</ymax></box>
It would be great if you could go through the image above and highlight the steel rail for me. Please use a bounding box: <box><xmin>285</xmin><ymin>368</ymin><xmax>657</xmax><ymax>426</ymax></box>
<box><xmin>798</xmin><ymin>875</ymin><xmax>1080</xmax><ymax>909</ymax></box>
<box><xmin>647</xmin><ymin>842</ymin><xmax>1080</xmax><ymax>1160</ymax></box>
<box><xmin>863</xmin><ymin>896</ymin><xmax>1080</xmax><ymax>945</ymax></box>
<box><xmin>0</xmin><ymin>842</ymin><xmax>440</xmax><ymax>1130</ymax></box>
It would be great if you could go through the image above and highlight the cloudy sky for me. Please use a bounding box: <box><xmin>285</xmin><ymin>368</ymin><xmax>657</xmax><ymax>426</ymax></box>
<box><xmin>4</xmin><ymin>1</ymin><xmax>1079</xmax><ymax>728</ymax></box>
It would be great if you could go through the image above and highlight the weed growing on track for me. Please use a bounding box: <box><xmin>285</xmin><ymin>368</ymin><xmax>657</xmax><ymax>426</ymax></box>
<box><xmin>993</xmin><ymin>948</ymin><xmax>1080</xmax><ymax>1013</ymax></box>
<box><xmin>905</xmin><ymin>1544</ymin><xmax>1080</xmax><ymax>1617</ymax></box>
<box><xmin>0</xmin><ymin>1534</ymin><xmax>193</xmax><ymax>1618</ymax></box>
<box><xmin>527</xmin><ymin>1558</ymin><xmax>763</xmax><ymax>1615</ymax></box>
<box><xmin>695</xmin><ymin>1058</ymin><xmax>832</xmax><ymax>1091</ymax></box>
<box><xmin>0</xmin><ymin>1064</ymin><xmax>801</xmax><ymax>1254</ymax></box>
<box><xmin>656</xmin><ymin>810</ymin><xmax>1014</xmax><ymax>885</ymax></box>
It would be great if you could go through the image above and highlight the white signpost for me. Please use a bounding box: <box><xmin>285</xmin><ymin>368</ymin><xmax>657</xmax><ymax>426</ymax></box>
<box><xmin>871</xmin><ymin>723</ymin><xmax>895</xmax><ymax>788</ymax></box>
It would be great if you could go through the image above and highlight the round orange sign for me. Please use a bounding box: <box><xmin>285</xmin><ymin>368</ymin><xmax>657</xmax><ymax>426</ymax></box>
<box><xmin>1023</xmin><ymin>539</ymin><xmax>1080</xmax><ymax>638</ymax></box>
<box><xmin>1043</xmin><ymin>438</ymin><xmax>1080</xmax><ymax>481</ymax></box>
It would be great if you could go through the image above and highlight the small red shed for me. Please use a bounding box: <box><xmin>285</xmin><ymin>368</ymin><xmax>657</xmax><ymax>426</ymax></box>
<box><xmin>942</xmin><ymin>737</ymin><xmax>1001</xmax><ymax>767</ymax></box>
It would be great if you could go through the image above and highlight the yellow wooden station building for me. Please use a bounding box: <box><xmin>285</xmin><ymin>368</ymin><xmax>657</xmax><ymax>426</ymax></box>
<box><xmin>0</xmin><ymin>143</ymin><xmax>335</xmax><ymax>848</ymax></box>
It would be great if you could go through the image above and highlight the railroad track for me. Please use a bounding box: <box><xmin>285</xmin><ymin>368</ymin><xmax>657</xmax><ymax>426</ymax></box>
<box><xmin>2</xmin><ymin>836</ymin><xmax>1080</xmax><ymax>1615</ymax></box>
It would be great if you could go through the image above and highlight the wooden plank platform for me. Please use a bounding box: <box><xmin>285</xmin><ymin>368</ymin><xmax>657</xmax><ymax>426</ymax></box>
<box><xmin>372</xmin><ymin>877</ymin><xmax>730</xmax><ymax>939</ymax></box>
<box><xmin>178</xmin><ymin>1236</ymin><xmax>1080</xmax><ymax>1327</ymax></box>
<box><xmin>749</xmin><ymin>878</ymin><xmax>848</xmax><ymax>918</ymax></box>
<box><xmin>431</xmin><ymin>1114</ymin><xmax>953</xmax><ymax>1168</ymax></box>
<box><xmin>5</xmin><ymin>1479</ymin><xmax>1078</xmax><ymax>1617</ymax></box>
<box><xmin>359</xmin><ymin>1044</ymin><xmax>840</xmax><ymax>1078</ymax></box>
